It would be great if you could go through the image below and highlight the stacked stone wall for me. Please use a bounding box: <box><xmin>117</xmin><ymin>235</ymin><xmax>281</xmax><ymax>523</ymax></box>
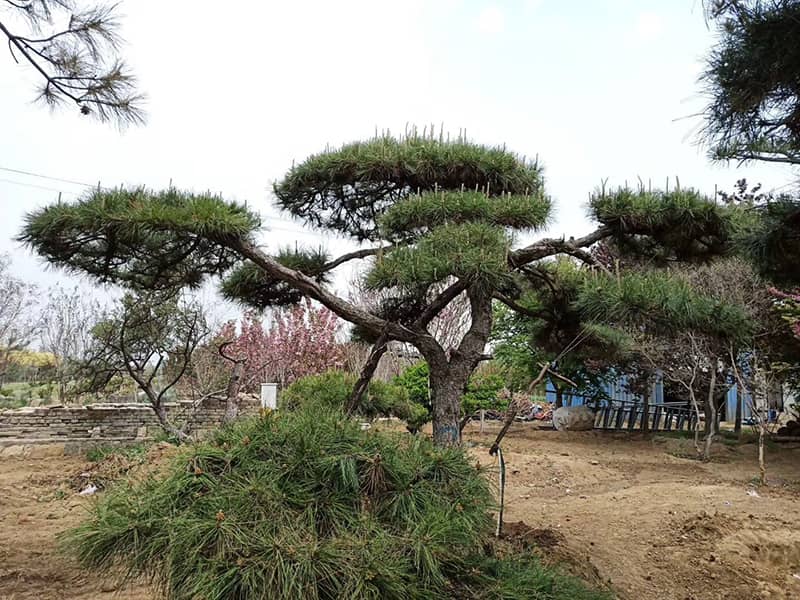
<box><xmin>0</xmin><ymin>396</ymin><xmax>261</xmax><ymax>455</ymax></box>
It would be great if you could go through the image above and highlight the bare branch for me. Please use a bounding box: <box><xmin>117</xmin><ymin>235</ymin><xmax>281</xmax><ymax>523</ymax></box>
<box><xmin>509</xmin><ymin>225</ymin><xmax>612</xmax><ymax>268</ymax></box>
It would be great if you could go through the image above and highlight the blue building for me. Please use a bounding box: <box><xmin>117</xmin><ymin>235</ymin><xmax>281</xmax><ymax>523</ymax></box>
<box><xmin>545</xmin><ymin>375</ymin><xmax>754</xmax><ymax>423</ymax></box>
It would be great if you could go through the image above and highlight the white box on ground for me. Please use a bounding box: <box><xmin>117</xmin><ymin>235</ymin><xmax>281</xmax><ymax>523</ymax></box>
<box><xmin>260</xmin><ymin>383</ymin><xmax>278</xmax><ymax>410</ymax></box>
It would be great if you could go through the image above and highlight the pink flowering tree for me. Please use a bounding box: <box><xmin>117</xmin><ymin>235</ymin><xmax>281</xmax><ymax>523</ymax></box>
<box><xmin>219</xmin><ymin>298</ymin><xmax>346</xmax><ymax>392</ymax></box>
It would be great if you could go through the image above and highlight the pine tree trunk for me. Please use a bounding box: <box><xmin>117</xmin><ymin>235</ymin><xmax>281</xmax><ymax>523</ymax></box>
<box><xmin>154</xmin><ymin>402</ymin><xmax>190</xmax><ymax>442</ymax></box>
<box><xmin>424</xmin><ymin>284</ymin><xmax>492</xmax><ymax>448</ymax></box>
<box><xmin>688</xmin><ymin>388</ymin><xmax>702</xmax><ymax>457</ymax></box>
<box><xmin>429</xmin><ymin>366</ymin><xmax>469</xmax><ymax>447</ymax></box>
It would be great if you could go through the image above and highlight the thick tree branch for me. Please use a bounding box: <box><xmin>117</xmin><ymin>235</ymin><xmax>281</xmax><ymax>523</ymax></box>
<box><xmin>231</xmin><ymin>238</ymin><xmax>423</xmax><ymax>345</ymax></box>
<box><xmin>492</xmin><ymin>292</ymin><xmax>548</xmax><ymax>320</ymax></box>
<box><xmin>414</xmin><ymin>278</ymin><xmax>471</xmax><ymax>329</ymax></box>
<box><xmin>509</xmin><ymin>225</ymin><xmax>612</xmax><ymax>268</ymax></box>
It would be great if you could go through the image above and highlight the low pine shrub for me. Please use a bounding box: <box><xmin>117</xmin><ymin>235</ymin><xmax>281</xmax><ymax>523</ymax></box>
<box><xmin>63</xmin><ymin>407</ymin><xmax>608</xmax><ymax>600</ymax></box>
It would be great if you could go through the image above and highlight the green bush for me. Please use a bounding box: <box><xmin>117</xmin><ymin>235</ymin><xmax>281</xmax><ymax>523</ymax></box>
<box><xmin>462</xmin><ymin>372</ymin><xmax>507</xmax><ymax>415</ymax></box>
<box><xmin>279</xmin><ymin>371</ymin><xmax>426</xmax><ymax>429</ymax></box>
<box><xmin>64</xmin><ymin>407</ymin><xmax>608</xmax><ymax>600</ymax></box>
<box><xmin>393</xmin><ymin>362</ymin><xmax>508</xmax><ymax>422</ymax></box>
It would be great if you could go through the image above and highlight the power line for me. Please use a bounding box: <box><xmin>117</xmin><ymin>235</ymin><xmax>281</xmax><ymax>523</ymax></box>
<box><xmin>0</xmin><ymin>177</ymin><xmax>81</xmax><ymax>195</ymax></box>
<box><xmin>0</xmin><ymin>165</ymin><xmax>95</xmax><ymax>188</ymax></box>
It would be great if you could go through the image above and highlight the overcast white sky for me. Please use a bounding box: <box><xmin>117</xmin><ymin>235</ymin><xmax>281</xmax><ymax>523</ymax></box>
<box><xmin>1</xmin><ymin>0</ymin><xmax>796</xmax><ymax>299</ymax></box>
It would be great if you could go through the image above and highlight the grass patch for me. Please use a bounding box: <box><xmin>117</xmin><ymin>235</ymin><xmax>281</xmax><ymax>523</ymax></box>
<box><xmin>85</xmin><ymin>442</ymin><xmax>152</xmax><ymax>463</ymax></box>
<box><xmin>63</xmin><ymin>407</ymin><xmax>610</xmax><ymax>600</ymax></box>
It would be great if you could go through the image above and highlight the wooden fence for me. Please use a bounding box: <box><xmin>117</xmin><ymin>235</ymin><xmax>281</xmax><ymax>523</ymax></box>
<box><xmin>593</xmin><ymin>400</ymin><xmax>696</xmax><ymax>432</ymax></box>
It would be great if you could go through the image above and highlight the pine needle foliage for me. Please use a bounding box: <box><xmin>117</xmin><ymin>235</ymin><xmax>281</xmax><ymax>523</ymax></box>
<box><xmin>379</xmin><ymin>191</ymin><xmax>550</xmax><ymax>240</ymax></box>
<box><xmin>63</xmin><ymin>407</ymin><xmax>608</xmax><ymax>600</ymax></box>
<box><xmin>221</xmin><ymin>247</ymin><xmax>332</xmax><ymax>308</ymax></box>
<box><xmin>274</xmin><ymin>132</ymin><xmax>545</xmax><ymax>241</ymax></box>
<box><xmin>576</xmin><ymin>271</ymin><xmax>753</xmax><ymax>342</ymax></box>
<box><xmin>733</xmin><ymin>197</ymin><xmax>800</xmax><ymax>283</ymax></box>
<box><xmin>366</xmin><ymin>223</ymin><xmax>511</xmax><ymax>291</ymax></box>
<box><xmin>18</xmin><ymin>188</ymin><xmax>260</xmax><ymax>289</ymax></box>
<box><xmin>701</xmin><ymin>0</ymin><xmax>800</xmax><ymax>164</ymax></box>
<box><xmin>589</xmin><ymin>187</ymin><xmax>730</xmax><ymax>262</ymax></box>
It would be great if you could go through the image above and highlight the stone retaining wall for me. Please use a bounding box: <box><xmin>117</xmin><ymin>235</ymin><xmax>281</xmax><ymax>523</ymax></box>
<box><xmin>0</xmin><ymin>396</ymin><xmax>261</xmax><ymax>455</ymax></box>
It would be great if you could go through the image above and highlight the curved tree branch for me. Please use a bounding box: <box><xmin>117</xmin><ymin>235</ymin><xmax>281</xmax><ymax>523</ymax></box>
<box><xmin>231</xmin><ymin>238</ymin><xmax>425</xmax><ymax>345</ymax></box>
<box><xmin>510</xmin><ymin>225</ymin><xmax>612</xmax><ymax>268</ymax></box>
<box><xmin>319</xmin><ymin>245</ymin><xmax>394</xmax><ymax>273</ymax></box>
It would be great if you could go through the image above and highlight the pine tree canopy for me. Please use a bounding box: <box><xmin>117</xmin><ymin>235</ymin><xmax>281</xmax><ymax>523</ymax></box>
<box><xmin>589</xmin><ymin>187</ymin><xmax>731</xmax><ymax>262</ymax></box>
<box><xmin>221</xmin><ymin>247</ymin><xmax>332</xmax><ymax>309</ymax></box>
<box><xmin>379</xmin><ymin>190</ymin><xmax>550</xmax><ymax>240</ymax></box>
<box><xmin>575</xmin><ymin>270</ymin><xmax>753</xmax><ymax>342</ymax></box>
<box><xmin>18</xmin><ymin>188</ymin><xmax>259</xmax><ymax>289</ymax></box>
<box><xmin>735</xmin><ymin>197</ymin><xmax>800</xmax><ymax>283</ymax></box>
<box><xmin>366</xmin><ymin>222</ymin><xmax>512</xmax><ymax>292</ymax></box>
<box><xmin>273</xmin><ymin>133</ymin><xmax>545</xmax><ymax>241</ymax></box>
<box><xmin>702</xmin><ymin>0</ymin><xmax>800</xmax><ymax>164</ymax></box>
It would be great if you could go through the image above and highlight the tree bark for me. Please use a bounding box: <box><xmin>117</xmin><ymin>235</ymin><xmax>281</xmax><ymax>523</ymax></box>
<box><xmin>554</xmin><ymin>386</ymin><xmax>564</xmax><ymax>409</ymax></box>
<box><xmin>424</xmin><ymin>285</ymin><xmax>493</xmax><ymax>447</ymax></box>
<box><xmin>346</xmin><ymin>333</ymin><xmax>389</xmax><ymax>416</ymax></box>
<box><xmin>688</xmin><ymin>387</ymin><xmax>702</xmax><ymax>457</ymax></box>
<box><xmin>153</xmin><ymin>401</ymin><xmax>190</xmax><ymax>442</ymax></box>
<box><xmin>429</xmin><ymin>364</ymin><xmax>470</xmax><ymax>446</ymax></box>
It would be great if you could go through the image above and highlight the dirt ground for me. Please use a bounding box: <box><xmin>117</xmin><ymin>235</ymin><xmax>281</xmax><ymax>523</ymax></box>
<box><xmin>1</xmin><ymin>426</ymin><xmax>798</xmax><ymax>600</ymax></box>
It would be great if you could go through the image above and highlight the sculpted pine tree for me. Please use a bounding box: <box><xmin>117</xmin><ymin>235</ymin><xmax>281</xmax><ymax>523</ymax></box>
<box><xmin>19</xmin><ymin>132</ymin><xmax>730</xmax><ymax>446</ymax></box>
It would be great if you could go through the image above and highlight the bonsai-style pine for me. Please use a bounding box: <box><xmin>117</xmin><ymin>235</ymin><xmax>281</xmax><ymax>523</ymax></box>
<box><xmin>19</xmin><ymin>131</ymin><xmax>732</xmax><ymax>446</ymax></box>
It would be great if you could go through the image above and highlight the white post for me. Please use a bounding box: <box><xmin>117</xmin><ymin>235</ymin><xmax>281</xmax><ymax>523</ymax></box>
<box><xmin>480</xmin><ymin>409</ymin><xmax>485</xmax><ymax>434</ymax></box>
<box><xmin>260</xmin><ymin>383</ymin><xmax>278</xmax><ymax>410</ymax></box>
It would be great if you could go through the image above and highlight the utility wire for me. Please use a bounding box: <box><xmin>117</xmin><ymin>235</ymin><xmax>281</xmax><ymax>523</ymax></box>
<box><xmin>0</xmin><ymin>177</ymin><xmax>81</xmax><ymax>195</ymax></box>
<box><xmin>0</xmin><ymin>165</ymin><xmax>96</xmax><ymax>188</ymax></box>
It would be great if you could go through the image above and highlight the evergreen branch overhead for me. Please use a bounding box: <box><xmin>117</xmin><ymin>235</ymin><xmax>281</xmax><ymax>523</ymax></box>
<box><xmin>18</xmin><ymin>187</ymin><xmax>260</xmax><ymax>289</ymax></box>
<box><xmin>1</xmin><ymin>1</ymin><xmax>145</xmax><ymax>126</ymax></box>
<box><xmin>379</xmin><ymin>190</ymin><xmax>551</xmax><ymax>240</ymax></box>
<box><xmin>700</xmin><ymin>0</ymin><xmax>800</xmax><ymax>164</ymax></box>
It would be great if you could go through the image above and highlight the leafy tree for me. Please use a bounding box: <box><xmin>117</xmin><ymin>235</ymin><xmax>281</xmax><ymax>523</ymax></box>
<box><xmin>19</xmin><ymin>135</ymin><xmax>732</xmax><ymax>446</ymax></box>
<box><xmin>699</xmin><ymin>2</ymin><xmax>800</xmax><ymax>283</ymax></box>
<box><xmin>0</xmin><ymin>0</ymin><xmax>144</xmax><ymax>125</ymax></box>
<box><xmin>701</xmin><ymin>0</ymin><xmax>800</xmax><ymax>165</ymax></box>
<box><xmin>0</xmin><ymin>254</ymin><xmax>38</xmax><ymax>383</ymax></box>
<box><xmin>80</xmin><ymin>290</ymin><xmax>209</xmax><ymax>440</ymax></box>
